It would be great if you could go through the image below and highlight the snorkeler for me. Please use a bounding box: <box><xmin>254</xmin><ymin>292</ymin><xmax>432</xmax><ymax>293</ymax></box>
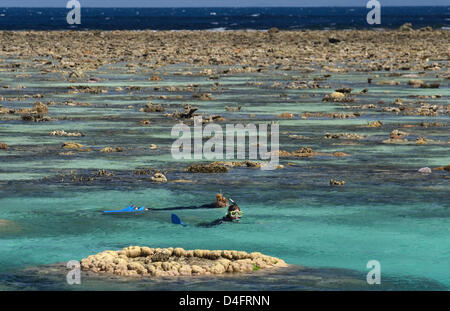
<box><xmin>211</xmin><ymin>193</ymin><xmax>229</xmax><ymax>208</ymax></box>
<box><xmin>147</xmin><ymin>193</ymin><xmax>229</xmax><ymax>211</ymax></box>
<box><xmin>198</xmin><ymin>199</ymin><xmax>243</xmax><ymax>227</ymax></box>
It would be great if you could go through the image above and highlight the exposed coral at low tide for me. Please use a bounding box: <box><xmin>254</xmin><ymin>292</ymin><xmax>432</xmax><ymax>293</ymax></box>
<box><xmin>50</xmin><ymin>130</ymin><xmax>84</xmax><ymax>137</ymax></box>
<box><xmin>81</xmin><ymin>246</ymin><xmax>288</xmax><ymax>277</ymax></box>
<box><xmin>279</xmin><ymin>147</ymin><xmax>350</xmax><ymax>158</ymax></box>
<box><xmin>185</xmin><ymin>163</ymin><xmax>229</xmax><ymax>173</ymax></box>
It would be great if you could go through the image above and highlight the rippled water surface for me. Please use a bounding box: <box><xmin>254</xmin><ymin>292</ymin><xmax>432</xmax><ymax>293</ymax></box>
<box><xmin>0</xmin><ymin>58</ymin><xmax>449</xmax><ymax>290</ymax></box>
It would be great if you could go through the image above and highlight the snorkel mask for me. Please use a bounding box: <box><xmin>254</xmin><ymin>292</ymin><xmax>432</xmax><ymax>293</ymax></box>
<box><xmin>230</xmin><ymin>210</ymin><xmax>243</xmax><ymax>218</ymax></box>
<box><xmin>228</xmin><ymin>199</ymin><xmax>242</xmax><ymax>221</ymax></box>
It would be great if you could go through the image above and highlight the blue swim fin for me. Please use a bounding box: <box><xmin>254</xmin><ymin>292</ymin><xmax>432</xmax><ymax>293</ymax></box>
<box><xmin>171</xmin><ymin>213</ymin><xmax>187</xmax><ymax>226</ymax></box>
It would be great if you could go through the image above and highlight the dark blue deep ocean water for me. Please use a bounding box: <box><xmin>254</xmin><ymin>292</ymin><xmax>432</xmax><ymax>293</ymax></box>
<box><xmin>0</xmin><ymin>6</ymin><xmax>449</xmax><ymax>291</ymax></box>
<box><xmin>0</xmin><ymin>7</ymin><xmax>449</xmax><ymax>30</ymax></box>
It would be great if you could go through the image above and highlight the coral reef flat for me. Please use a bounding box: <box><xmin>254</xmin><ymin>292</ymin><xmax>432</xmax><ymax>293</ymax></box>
<box><xmin>0</xmin><ymin>29</ymin><xmax>449</xmax><ymax>290</ymax></box>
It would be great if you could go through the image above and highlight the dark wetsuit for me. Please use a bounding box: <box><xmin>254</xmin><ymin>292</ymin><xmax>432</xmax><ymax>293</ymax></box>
<box><xmin>148</xmin><ymin>203</ymin><xmax>222</xmax><ymax>211</ymax></box>
<box><xmin>151</xmin><ymin>202</ymin><xmax>239</xmax><ymax>227</ymax></box>
<box><xmin>197</xmin><ymin>215</ymin><xmax>237</xmax><ymax>227</ymax></box>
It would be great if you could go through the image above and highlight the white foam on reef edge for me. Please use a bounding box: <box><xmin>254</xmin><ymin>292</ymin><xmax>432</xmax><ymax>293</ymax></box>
<box><xmin>206</xmin><ymin>28</ymin><xmax>261</xmax><ymax>32</ymax></box>
<box><xmin>207</xmin><ymin>27</ymin><xmax>227</xmax><ymax>32</ymax></box>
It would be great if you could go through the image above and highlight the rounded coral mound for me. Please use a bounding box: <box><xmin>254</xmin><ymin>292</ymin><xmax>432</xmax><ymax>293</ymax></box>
<box><xmin>81</xmin><ymin>246</ymin><xmax>288</xmax><ymax>277</ymax></box>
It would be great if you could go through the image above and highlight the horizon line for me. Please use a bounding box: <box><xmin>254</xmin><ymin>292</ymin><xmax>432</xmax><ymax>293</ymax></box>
<box><xmin>1</xmin><ymin>5</ymin><xmax>449</xmax><ymax>8</ymax></box>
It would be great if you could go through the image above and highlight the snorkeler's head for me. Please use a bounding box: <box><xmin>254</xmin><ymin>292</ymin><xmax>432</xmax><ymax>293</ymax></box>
<box><xmin>227</xmin><ymin>203</ymin><xmax>242</xmax><ymax>220</ymax></box>
<box><xmin>215</xmin><ymin>193</ymin><xmax>229</xmax><ymax>207</ymax></box>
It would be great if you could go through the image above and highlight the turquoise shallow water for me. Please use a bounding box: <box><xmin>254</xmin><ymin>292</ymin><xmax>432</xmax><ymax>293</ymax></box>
<box><xmin>0</xmin><ymin>59</ymin><xmax>449</xmax><ymax>290</ymax></box>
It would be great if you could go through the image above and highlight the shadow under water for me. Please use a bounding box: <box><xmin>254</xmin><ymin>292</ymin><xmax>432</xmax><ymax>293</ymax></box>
<box><xmin>1</xmin><ymin>264</ymin><xmax>447</xmax><ymax>291</ymax></box>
